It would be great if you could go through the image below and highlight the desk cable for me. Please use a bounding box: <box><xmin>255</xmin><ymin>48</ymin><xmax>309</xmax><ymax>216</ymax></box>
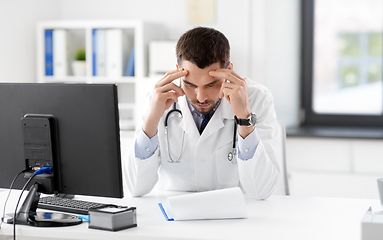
<box><xmin>1</xmin><ymin>167</ymin><xmax>31</xmax><ymax>229</ymax></box>
<box><xmin>12</xmin><ymin>167</ymin><xmax>52</xmax><ymax>240</ymax></box>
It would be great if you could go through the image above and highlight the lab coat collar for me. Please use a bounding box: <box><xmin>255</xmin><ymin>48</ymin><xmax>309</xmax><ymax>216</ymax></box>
<box><xmin>218</xmin><ymin>97</ymin><xmax>236</xmax><ymax>120</ymax></box>
<box><xmin>178</xmin><ymin>96</ymin><xmax>234</xmax><ymax>140</ymax></box>
<box><xmin>178</xmin><ymin>96</ymin><xmax>199</xmax><ymax>136</ymax></box>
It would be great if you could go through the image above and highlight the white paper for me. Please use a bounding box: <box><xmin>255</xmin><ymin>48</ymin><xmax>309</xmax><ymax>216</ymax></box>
<box><xmin>163</xmin><ymin>187</ymin><xmax>248</xmax><ymax>221</ymax></box>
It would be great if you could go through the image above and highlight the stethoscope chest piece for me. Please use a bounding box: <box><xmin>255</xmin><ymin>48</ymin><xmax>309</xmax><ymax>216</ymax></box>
<box><xmin>227</xmin><ymin>148</ymin><xmax>237</xmax><ymax>164</ymax></box>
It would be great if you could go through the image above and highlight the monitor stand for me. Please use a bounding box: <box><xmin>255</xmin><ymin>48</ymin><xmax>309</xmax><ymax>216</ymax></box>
<box><xmin>5</xmin><ymin>183</ymin><xmax>82</xmax><ymax>227</ymax></box>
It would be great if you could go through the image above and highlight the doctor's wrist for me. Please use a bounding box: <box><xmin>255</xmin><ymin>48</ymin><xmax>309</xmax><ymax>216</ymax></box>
<box><xmin>238</xmin><ymin>125</ymin><xmax>255</xmax><ymax>139</ymax></box>
<box><xmin>142</xmin><ymin>121</ymin><xmax>159</xmax><ymax>139</ymax></box>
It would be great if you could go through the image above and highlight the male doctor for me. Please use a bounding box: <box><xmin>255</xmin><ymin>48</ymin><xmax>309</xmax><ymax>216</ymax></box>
<box><xmin>124</xmin><ymin>27</ymin><xmax>280</xmax><ymax>200</ymax></box>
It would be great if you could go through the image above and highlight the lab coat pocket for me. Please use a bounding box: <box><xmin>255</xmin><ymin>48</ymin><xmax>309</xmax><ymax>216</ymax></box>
<box><xmin>215</xmin><ymin>142</ymin><xmax>239</xmax><ymax>186</ymax></box>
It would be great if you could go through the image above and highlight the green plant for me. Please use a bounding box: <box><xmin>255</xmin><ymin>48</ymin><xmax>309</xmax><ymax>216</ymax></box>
<box><xmin>75</xmin><ymin>48</ymin><xmax>86</xmax><ymax>61</ymax></box>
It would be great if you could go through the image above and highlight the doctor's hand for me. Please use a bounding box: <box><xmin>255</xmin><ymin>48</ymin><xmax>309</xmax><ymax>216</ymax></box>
<box><xmin>209</xmin><ymin>68</ymin><xmax>255</xmax><ymax>138</ymax></box>
<box><xmin>143</xmin><ymin>68</ymin><xmax>188</xmax><ymax>138</ymax></box>
<box><xmin>209</xmin><ymin>69</ymin><xmax>251</xmax><ymax>119</ymax></box>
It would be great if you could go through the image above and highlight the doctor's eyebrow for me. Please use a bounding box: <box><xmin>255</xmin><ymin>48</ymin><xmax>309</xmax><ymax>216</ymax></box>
<box><xmin>205</xmin><ymin>79</ymin><xmax>221</xmax><ymax>87</ymax></box>
<box><xmin>182</xmin><ymin>79</ymin><xmax>221</xmax><ymax>88</ymax></box>
<box><xmin>182</xmin><ymin>79</ymin><xmax>197</xmax><ymax>88</ymax></box>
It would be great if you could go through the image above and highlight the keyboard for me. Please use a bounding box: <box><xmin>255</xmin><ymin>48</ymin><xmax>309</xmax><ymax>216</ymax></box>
<box><xmin>38</xmin><ymin>196</ymin><xmax>109</xmax><ymax>215</ymax></box>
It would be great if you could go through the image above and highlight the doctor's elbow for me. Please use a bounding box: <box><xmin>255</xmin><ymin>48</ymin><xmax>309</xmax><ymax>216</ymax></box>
<box><xmin>128</xmin><ymin>187</ymin><xmax>151</xmax><ymax>197</ymax></box>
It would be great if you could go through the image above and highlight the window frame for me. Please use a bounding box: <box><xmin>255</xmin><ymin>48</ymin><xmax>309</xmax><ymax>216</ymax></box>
<box><xmin>301</xmin><ymin>0</ymin><xmax>383</xmax><ymax>128</ymax></box>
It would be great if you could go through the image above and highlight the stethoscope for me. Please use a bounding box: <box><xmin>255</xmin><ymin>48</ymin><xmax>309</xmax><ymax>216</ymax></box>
<box><xmin>164</xmin><ymin>102</ymin><xmax>185</xmax><ymax>163</ymax></box>
<box><xmin>164</xmin><ymin>101</ymin><xmax>238</xmax><ymax>164</ymax></box>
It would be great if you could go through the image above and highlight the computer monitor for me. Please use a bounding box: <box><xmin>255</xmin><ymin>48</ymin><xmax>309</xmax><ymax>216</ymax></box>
<box><xmin>0</xmin><ymin>83</ymin><xmax>123</xmax><ymax>226</ymax></box>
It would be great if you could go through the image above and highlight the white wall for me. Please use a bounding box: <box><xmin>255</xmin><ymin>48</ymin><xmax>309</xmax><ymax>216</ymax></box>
<box><xmin>249</xmin><ymin>0</ymin><xmax>301</xmax><ymax>127</ymax></box>
<box><xmin>264</xmin><ymin>0</ymin><xmax>300</xmax><ymax>128</ymax></box>
<box><xmin>0</xmin><ymin>0</ymin><xmax>301</xmax><ymax>127</ymax></box>
<box><xmin>287</xmin><ymin>137</ymin><xmax>383</xmax><ymax>199</ymax></box>
<box><xmin>0</xmin><ymin>0</ymin><xmax>60</xmax><ymax>83</ymax></box>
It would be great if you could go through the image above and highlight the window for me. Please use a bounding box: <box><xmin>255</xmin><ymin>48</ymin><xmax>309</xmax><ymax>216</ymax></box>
<box><xmin>301</xmin><ymin>0</ymin><xmax>383</xmax><ymax>127</ymax></box>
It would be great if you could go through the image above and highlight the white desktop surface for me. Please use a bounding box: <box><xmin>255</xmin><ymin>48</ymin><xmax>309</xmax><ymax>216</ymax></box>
<box><xmin>0</xmin><ymin>189</ymin><xmax>378</xmax><ymax>240</ymax></box>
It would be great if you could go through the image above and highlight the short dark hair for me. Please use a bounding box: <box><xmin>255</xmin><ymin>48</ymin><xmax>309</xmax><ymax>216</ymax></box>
<box><xmin>176</xmin><ymin>27</ymin><xmax>230</xmax><ymax>69</ymax></box>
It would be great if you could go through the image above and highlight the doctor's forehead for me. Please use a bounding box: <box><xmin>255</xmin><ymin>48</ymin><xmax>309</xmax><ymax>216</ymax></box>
<box><xmin>181</xmin><ymin>72</ymin><xmax>220</xmax><ymax>86</ymax></box>
<box><xmin>180</xmin><ymin>61</ymin><xmax>221</xmax><ymax>84</ymax></box>
<box><xmin>180</xmin><ymin>60</ymin><xmax>220</xmax><ymax>72</ymax></box>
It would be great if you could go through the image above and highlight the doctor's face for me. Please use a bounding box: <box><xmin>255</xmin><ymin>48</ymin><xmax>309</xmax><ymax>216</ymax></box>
<box><xmin>179</xmin><ymin>60</ymin><xmax>227</xmax><ymax>114</ymax></box>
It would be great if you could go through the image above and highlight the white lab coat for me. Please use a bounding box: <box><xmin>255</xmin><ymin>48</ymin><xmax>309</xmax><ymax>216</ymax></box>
<box><xmin>123</xmin><ymin>78</ymin><xmax>280</xmax><ymax>200</ymax></box>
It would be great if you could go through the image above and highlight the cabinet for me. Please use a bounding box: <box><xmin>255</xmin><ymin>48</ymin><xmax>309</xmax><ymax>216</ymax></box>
<box><xmin>36</xmin><ymin>20</ymin><xmax>165</xmax><ymax>130</ymax></box>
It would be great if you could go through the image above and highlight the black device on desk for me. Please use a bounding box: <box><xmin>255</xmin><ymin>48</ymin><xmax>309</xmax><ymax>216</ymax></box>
<box><xmin>0</xmin><ymin>83</ymin><xmax>124</xmax><ymax>227</ymax></box>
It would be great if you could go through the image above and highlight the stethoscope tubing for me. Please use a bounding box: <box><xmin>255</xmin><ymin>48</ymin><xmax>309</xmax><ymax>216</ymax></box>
<box><xmin>164</xmin><ymin>102</ymin><xmax>238</xmax><ymax>164</ymax></box>
<box><xmin>232</xmin><ymin>119</ymin><xmax>237</xmax><ymax>149</ymax></box>
<box><xmin>165</xmin><ymin>102</ymin><xmax>182</xmax><ymax>128</ymax></box>
<box><xmin>165</xmin><ymin>102</ymin><xmax>183</xmax><ymax>163</ymax></box>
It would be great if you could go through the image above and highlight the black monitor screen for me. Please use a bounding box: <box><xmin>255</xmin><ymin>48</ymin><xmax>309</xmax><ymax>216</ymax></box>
<box><xmin>0</xmin><ymin>83</ymin><xmax>123</xmax><ymax>198</ymax></box>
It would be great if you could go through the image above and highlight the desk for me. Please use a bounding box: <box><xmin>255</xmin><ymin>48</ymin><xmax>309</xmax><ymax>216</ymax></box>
<box><xmin>0</xmin><ymin>190</ymin><xmax>379</xmax><ymax>240</ymax></box>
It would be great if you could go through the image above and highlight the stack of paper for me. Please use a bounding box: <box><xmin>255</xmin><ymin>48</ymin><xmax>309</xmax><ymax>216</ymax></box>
<box><xmin>158</xmin><ymin>187</ymin><xmax>248</xmax><ymax>221</ymax></box>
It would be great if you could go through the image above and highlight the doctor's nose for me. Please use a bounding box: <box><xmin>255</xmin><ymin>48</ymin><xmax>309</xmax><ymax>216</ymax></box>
<box><xmin>196</xmin><ymin>88</ymin><xmax>208</xmax><ymax>103</ymax></box>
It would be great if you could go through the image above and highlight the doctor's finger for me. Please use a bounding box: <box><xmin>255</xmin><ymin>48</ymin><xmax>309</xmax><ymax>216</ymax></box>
<box><xmin>157</xmin><ymin>69</ymin><xmax>188</xmax><ymax>87</ymax></box>
<box><xmin>219</xmin><ymin>81</ymin><xmax>234</xmax><ymax>98</ymax></box>
<box><xmin>220</xmin><ymin>81</ymin><xmax>247</xmax><ymax>100</ymax></box>
<box><xmin>212</xmin><ymin>68</ymin><xmax>244</xmax><ymax>80</ymax></box>
<box><xmin>160</xmin><ymin>68</ymin><xmax>181</xmax><ymax>81</ymax></box>
<box><xmin>221</xmin><ymin>80</ymin><xmax>237</xmax><ymax>89</ymax></box>
<box><xmin>158</xmin><ymin>82</ymin><xmax>185</xmax><ymax>96</ymax></box>
<box><xmin>161</xmin><ymin>91</ymin><xmax>182</xmax><ymax>104</ymax></box>
<box><xmin>219</xmin><ymin>81</ymin><xmax>238</xmax><ymax>98</ymax></box>
<box><xmin>222</xmin><ymin>69</ymin><xmax>243</xmax><ymax>81</ymax></box>
<box><xmin>220</xmin><ymin>87</ymin><xmax>233</xmax><ymax>102</ymax></box>
<box><xmin>209</xmin><ymin>70</ymin><xmax>244</xmax><ymax>85</ymax></box>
